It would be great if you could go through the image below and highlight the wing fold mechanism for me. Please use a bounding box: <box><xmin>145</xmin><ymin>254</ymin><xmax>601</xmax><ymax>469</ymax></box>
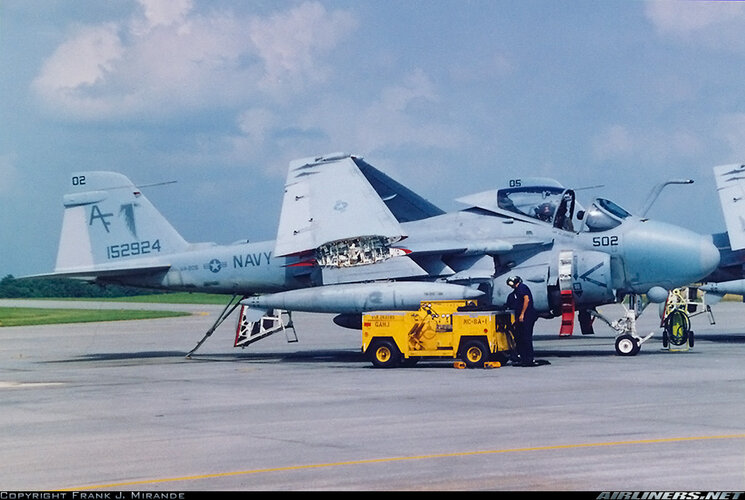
<box><xmin>274</xmin><ymin>154</ymin><xmax>407</xmax><ymax>270</ymax></box>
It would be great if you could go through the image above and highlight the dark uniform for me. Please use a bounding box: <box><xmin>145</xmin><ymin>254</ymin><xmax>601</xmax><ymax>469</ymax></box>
<box><xmin>506</xmin><ymin>276</ymin><xmax>539</xmax><ymax>366</ymax></box>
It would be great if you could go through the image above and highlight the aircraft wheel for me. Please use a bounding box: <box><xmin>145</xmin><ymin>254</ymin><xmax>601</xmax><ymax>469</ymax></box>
<box><xmin>369</xmin><ymin>339</ymin><xmax>401</xmax><ymax>368</ymax></box>
<box><xmin>460</xmin><ymin>339</ymin><xmax>489</xmax><ymax>368</ymax></box>
<box><xmin>615</xmin><ymin>334</ymin><xmax>640</xmax><ymax>356</ymax></box>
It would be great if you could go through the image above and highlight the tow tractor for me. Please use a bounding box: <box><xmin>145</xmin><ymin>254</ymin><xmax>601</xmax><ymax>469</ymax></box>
<box><xmin>362</xmin><ymin>300</ymin><xmax>515</xmax><ymax>368</ymax></box>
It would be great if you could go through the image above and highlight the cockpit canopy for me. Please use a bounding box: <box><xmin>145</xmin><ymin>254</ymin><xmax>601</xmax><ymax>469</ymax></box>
<box><xmin>581</xmin><ymin>198</ymin><xmax>632</xmax><ymax>232</ymax></box>
<box><xmin>496</xmin><ymin>186</ymin><xmax>634</xmax><ymax>233</ymax></box>
<box><xmin>497</xmin><ymin>186</ymin><xmax>577</xmax><ymax>231</ymax></box>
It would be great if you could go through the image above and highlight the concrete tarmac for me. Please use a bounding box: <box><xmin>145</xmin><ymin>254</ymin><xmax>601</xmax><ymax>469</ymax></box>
<box><xmin>1</xmin><ymin>298</ymin><xmax>744</xmax><ymax>491</ymax></box>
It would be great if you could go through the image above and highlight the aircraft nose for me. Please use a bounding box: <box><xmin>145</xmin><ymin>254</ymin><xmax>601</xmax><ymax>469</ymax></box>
<box><xmin>699</xmin><ymin>236</ymin><xmax>721</xmax><ymax>279</ymax></box>
<box><xmin>623</xmin><ymin>221</ymin><xmax>720</xmax><ymax>290</ymax></box>
<box><xmin>665</xmin><ymin>228</ymin><xmax>720</xmax><ymax>284</ymax></box>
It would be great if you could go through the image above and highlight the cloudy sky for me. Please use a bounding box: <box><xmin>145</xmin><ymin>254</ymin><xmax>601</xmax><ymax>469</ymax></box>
<box><xmin>2</xmin><ymin>0</ymin><xmax>745</xmax><ymax>277</ymax></box>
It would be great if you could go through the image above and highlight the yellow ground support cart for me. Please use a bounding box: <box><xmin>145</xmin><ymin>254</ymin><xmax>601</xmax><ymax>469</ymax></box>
<box><xmin>362</xmin><ymin>300</ymin><xmax>515</xmax><ymax>368</ymax></box>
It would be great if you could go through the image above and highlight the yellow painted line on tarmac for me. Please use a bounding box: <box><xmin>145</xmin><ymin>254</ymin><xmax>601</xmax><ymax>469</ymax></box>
<box><xmin>58</xmin><ymin>433</ymin><xmax>745</xmax><ymax>491</ymax></box>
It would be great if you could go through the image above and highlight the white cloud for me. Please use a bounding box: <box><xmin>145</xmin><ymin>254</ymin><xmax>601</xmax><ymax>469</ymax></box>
<box><xmin>31</xmin><ymin>23</ymin><xmax>125</xmax><ymax>117</ymax></box>
<box><xmin>135</xmin><ymin>0</ymin><xmax>193</xmax><ymax>31</ymax></box>
<box><xmin>645</xmin><ymin>0</ymin><xmax>745</xmax><ymax>48</ymax></box>
<box><xmin>248</xmin><ymin>2</ymin><xmax>357</xmax><ymax>93</ymax></box>
<box><xmin>31</xmin><ymin>1</ymin><xmax>356</xmax><ymax>120</ymax></box>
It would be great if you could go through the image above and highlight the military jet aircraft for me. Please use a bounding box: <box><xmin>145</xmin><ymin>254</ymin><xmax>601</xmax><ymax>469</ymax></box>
<box><xmin>34</xmin><ymin>154</ymin><xmax>720</xmax><ymax>356</ymax></box>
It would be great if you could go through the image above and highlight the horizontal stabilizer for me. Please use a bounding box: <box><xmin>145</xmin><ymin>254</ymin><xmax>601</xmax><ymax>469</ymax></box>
<box><xmin>27</xmin><ymin>263</ymin><xmax>171</xmax><ymax>281</ymax></box>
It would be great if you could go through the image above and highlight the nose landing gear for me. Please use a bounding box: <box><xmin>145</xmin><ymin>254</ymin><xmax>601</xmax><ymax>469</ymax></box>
<box><xmin>591</xmin><ymin>294</ymin><xmax>654</xmax><ymax>356</ymax></box>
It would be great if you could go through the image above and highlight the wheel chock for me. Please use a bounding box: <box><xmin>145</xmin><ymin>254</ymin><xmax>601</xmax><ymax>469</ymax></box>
<box><xmin>484</xmin><ymin>361</ymin><xmax>501</xmax><ymax>369</ymax></box>
<box><xmin>453</xmin><ymin>361</ymin><xmax>467</xmax><ymax>369</ymax></box>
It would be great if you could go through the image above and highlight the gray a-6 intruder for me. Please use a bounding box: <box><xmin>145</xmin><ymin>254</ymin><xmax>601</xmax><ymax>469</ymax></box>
<box><xmin>36</xmin><ymin>154</ymin><xmax>720</xmax><ymax>356</ymax></box>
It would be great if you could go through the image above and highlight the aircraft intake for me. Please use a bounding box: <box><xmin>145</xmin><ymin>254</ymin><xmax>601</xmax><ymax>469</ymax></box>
<box><xmin>568</xmin><ymin>250</ymin><xmax>616</xmax><ymax>306</ymax></box>
<box><xmin>242</xmin><ymin>281</ymin><xmax>484</xmax><ymax>314</ymax></box>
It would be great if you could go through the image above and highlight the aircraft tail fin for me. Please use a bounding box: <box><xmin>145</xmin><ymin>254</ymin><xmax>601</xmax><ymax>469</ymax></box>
<box><xmin>714</xmin><ymin>163</ymin><xmax>745</xmax><ymax>251</ymax></box>
<box><xmin>54</xmin><ymin>172</ymin><xmax>188</xmax><ymax>274</ymax></box>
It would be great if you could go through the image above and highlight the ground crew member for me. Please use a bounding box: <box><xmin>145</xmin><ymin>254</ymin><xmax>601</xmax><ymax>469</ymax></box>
<box><xmin>506</xmin><ymin>276</ymin><xmax>544</xmax><ymax>367</ymax></box>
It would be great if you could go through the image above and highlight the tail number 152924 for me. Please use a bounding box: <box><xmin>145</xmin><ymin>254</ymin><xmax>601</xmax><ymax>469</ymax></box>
<box><xmin>106</xmin><ymin>240</ymin><xmax>161</xmax><ymax>259</ymax></box>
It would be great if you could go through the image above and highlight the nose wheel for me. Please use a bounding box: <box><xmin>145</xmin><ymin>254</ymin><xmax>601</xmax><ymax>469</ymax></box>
<box><xmin>615</xmin><ymin>334</ymin><xmax>641</xmax><ymax>356</ymax></box>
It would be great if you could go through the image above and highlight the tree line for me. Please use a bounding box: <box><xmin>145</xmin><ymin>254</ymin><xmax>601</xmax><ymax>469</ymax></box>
<box><xmin>0</xmin><ymin>275</ymin><xmax>158</xmax><ymax>299</ymax></box>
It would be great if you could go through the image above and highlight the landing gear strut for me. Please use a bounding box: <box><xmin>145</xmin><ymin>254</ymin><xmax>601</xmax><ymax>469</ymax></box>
<box><xmin>186</xmin><ymin>294</ymin><xmax>246</xmax><ymax>358</ymax></box>
<box><xmin>185</xmin><ymin>296</ymin><xmax>297</xmax><ymax>357</ymax></box>
<box><xmin>592</xmin><ymin>294</ymin><xmax>654</xmax><ymax>356</ymax></box>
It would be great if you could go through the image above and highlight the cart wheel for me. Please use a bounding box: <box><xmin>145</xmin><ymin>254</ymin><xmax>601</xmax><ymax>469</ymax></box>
<box><xmin>688</xmin><ymin>330</ymin><xmax>695</xmax><ymax>348</ymax></box>
<box><xmin>664</xmin><ymin>309</ymin><xmax>690</xmax><ymax>346</ymax></box>
<box><xmin>369</xmin><ymin>339</ymin><xmax>401</xmax><ymax>368</ymax></box>
<box><xmin>460</xmin><ymin>339</ymin><xmax>489</xmax><ymax>368</ymax></box>
<box><xmin>662</xmin><ymin>329</ymin><xmax>669</xmax><ymax>348</ymax></box>
<box><xmin>615</xmin><ymin>334</ymin><xmax>640</xmax><ymax>356</ymax></box>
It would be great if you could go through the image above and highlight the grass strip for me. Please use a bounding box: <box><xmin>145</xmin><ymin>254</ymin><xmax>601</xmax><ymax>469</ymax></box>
<box><xmin>0</xmin><ymin>307</ymin><xmax>190</xmax><ymax>327</ymax></box>
<box><xmin>32</xmin><ymin>292</ymin><xmax>234</xmax><ymax>305</ymax></box>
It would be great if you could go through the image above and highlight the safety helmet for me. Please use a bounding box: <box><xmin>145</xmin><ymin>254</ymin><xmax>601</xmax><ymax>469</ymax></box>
<box><xmin>506</xmin><ymin>276</ymin><xmax>522</xmax><ymax>287</ymax></box>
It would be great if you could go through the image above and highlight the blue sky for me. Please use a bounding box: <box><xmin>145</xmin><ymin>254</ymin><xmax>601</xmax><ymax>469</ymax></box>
<box><xmin>2</xmin><ymin>0</ymin><xmax>745</xmax><ymax>277</ymax></box>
